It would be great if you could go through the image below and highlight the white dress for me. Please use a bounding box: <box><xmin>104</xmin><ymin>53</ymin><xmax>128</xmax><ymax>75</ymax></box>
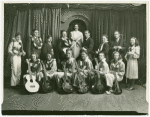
<box><xmin>125</xmin><ymin>46</ymin><xmax>140</xmax><ymax>79</ymax></box>
<box><xmin>8</xmin><ymin>39</ymin><xmax>22</xmax><ymax>86</ymax></box>
<box><xmin>70</xmin><ymin>31</ymin><xmax>83</xmax><ymax>59</ymax></box>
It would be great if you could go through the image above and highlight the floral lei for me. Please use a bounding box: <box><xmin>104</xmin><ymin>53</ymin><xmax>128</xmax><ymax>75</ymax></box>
<box><xmin>30</xmin><ymin>35</ymin><xmax>43</xmax><ymax>49</ymax></box>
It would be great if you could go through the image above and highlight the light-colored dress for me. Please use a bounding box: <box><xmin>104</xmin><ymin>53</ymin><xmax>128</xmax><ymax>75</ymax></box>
<box><xmin>70</xmin><ymin>31</ymin><xmax>83</xmax><ymax>59</ymax></box>
<box><xmin>125</xmin><ymin>46</ymin><xmax>140</xmax><ymax>79</ymax></box>
<box><xmin>8</xmin><ymin>38</ymin><xmax>23</xmax><ymax>86</ymax></box>
<box><xmin>105</xmin><ymin>59</ymin><xmax>125</xmax><ymax>87</ymax></box>
<box><xmin>98</xmin><ymin>58</ymin><xmax>109</xmax><ymax>74</ymax></box>
<box><xmin>97</xmin><ymin>59</ymin><xmax>114</xmax><ymax>87</ymax></box>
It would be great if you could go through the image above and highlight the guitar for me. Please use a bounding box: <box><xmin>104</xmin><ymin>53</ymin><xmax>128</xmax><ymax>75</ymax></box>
<box><xmin>41</xmin><ymin>61</ymin><xmax>53</xmax><ymax>93</ymax></box>
<box><xmin>113</xmin><ymin>72</ymin><xmax>122</xmax><ymax>95</ymax></box>
<box><xmin>61</xmin><ymin>63</ymin><xmax>74</xmax><ymax>93</ymax></box>
<box><xmin>75</xmin><ymin>61</ymin><xmax>89</xmax><ymax>94</ymax></box>
<box><xmin>24</xmin><ymin>59</ymin><xmax>40</xmax><ymax>93</ymax></box>
<box><xmin>91</xmin><ymin>58</ymin><xmax>105</xmax><ymax>94</ymax></box>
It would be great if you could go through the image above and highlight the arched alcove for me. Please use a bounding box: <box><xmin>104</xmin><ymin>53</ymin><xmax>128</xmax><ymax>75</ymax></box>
<box><xmin>67</xmin><ymin>19</ymin><xmax>87</xmax><ymax>38</ymax></box>
<box><xmin>61</xmin><ymin>10</ymin><xmax>92</xmax><ymax>33</ymax></box>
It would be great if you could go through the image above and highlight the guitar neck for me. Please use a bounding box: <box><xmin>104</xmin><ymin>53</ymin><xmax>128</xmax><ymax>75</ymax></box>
<box><xmin>95</xmin><ymin>59</ymin><xmax>101</xmax><ymax>79</ymax></box>
<box><xmin>75</xmin><ymin>61</ymin><xmax>80</xmax><ymax>73</ymax></box>
<box><xmin>63</xmin><ymin>64</ymin><xmax>68</xmax><ymax>82</ymax></box>
<box><xmin>41</xmin><ymin>61</ymin><xmax>48</xmax><ymax>81</ymax></box>
<box><xmin>27</xmin><ymin>61</ymin><xmax>32</xmax><ymax>79</ymax></box>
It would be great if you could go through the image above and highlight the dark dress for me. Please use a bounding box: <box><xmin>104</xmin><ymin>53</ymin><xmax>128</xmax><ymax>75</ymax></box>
<box><xmin>58</xmin><ymin>37</ymin><xmax>71</xmax><ymax>62</ymax></box>
<box><xmin>98</xmin><ymin>42</ymin><xmax>109</xmax><ymax>63</ymax></box>
<box><xmin>41</xmin><ymin>43</ymin><xmax>53</xmax><ymax>60</ymax></box>
<box><xmin>82</xmin><ymin>37</ymin><xmax>94</xmax><ymax>54</ymax></box>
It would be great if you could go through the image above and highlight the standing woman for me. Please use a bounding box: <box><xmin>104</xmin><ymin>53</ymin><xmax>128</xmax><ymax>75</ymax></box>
<box><xmin>30</xmin><ymin>29</ymin><xmax>43</xmax><ymax>57</ymax></box>
<box><xmin>41</xmin><ymin>35</ymin><xmax>53</xmax><ymax>60</ymax></box>
<box><xmin>8</xmin><ymin>32</ymin><xmax>26</xmax><ymax>87</ymax></box>
<box><xmin>58</xmin><ymin>30</ymin><xmax>72</xmax><ymax>62</ymax></box>
<box><xmin>96</xmin><ymin>34</ymin><xmax>109</xmax><ymax>63</ymax></box>
<box><xmin>125</xmin><ymin>37</ymin><xmax>140</xmax><ymax>90</ymax></box>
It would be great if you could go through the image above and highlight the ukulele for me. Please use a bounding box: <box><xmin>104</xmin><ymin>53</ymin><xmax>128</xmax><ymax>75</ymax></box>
<box><xmin>75</xmin><ymin>61</ymin><xmax>89</xmax><ymax>94</ymax></box>
<box><xmin>113</xmin><ymin>72</ymin><xmax>122</xmax><ymax>95</ymax></box>
<box><xmin>41</xmin><ymin>61</ymin><xmax>53</xmax><ymax>93</ymax></box>
<box><xmin>91</xmin><ymin>58</ymin><xmax>105</xmax><ymax>94</ymax></box>
<box><xmin>61</xmin><ymin>63</ymin><xmax>74</xmax><ymax>93</ymax></box>
<box><xmin>24</xmin><ymin>59</ymin><xmax>40</xmax><ymax>93</ymax></box>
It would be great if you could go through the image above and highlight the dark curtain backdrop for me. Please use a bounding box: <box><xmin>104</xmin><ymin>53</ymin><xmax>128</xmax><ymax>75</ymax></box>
<box><xmin>91</xmin><ymin>8</ymin><xmax>146</xmax><ymax>80</ymax></box>
<box><xmin>4</xmin><ymin>4</ymin><xmax>146</xmax><ymax>82</ymax></box>
<box><xmin>4</xmin><ymin>5</ymin><xmax>61</xmax><ymax>77</ymax></box>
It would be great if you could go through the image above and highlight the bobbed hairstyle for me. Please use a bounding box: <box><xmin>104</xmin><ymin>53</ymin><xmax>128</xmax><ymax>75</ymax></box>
<box><xmin>130</xmin><ymin>37</ymin><xmax>139</xmax><ymax>47</ymax></box>
<box><xmin>112</xmin><ymin>51</ymin><xmax>122</xmax><ymax>61</ymax></box>
<box><xmin>98</xmin><ymin>52</ymin><xmax>105</xmax><ymax>58</ymax></box>
<box><xmin>102</xmin><ymin>34</ymin><xmax>108</xmax><ymax>39</ymax></box>
<box><xmin>15</xmin><ymin>32</ymin><xmax>21</xmax><ymax>37</ymax></box>
<box><xmin>31</xmin><ymin>52</ymin><xmax>39</xmax><ymax>59</ymax></box>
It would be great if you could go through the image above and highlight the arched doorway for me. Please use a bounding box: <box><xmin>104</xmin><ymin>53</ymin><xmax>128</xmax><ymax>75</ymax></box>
<box><xmin>67</xmin><ymin>19</ymin><xmax>87</xmax><ymax>38</ymax></box>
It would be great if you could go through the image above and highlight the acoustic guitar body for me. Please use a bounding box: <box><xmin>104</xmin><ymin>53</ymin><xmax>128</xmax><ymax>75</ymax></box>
<box><xmin>92</xmin><ymin>84</ymin><xmax>105</xmax><ymax>94</ymax></box>
<box><xmin>42</xmin><ymin>76</ymin><xmax>53</xmax><ymax>93</ymax></box>
<box><xmin>62</xmin><ymin>82</ymin><xmax>74</xmax><ymax>93</ymax></box>
<box><xmin>25</xmin><ymin>75</ymin><xmax>40</xmax><ymax>93</ymax></box>
<box><xmin>78</xmin><ymin>85</ymin><xmax>89</xmax><ymax>94</ymax></box>
<box><xmin>76</xmin><ymin>75</ymin><xmax>89</xmax><ymax>94</ymax></box>
<box><xmin>91</xmin><ymin>73</ymin><xmax>105</xmax><ymax>94</ymax></box>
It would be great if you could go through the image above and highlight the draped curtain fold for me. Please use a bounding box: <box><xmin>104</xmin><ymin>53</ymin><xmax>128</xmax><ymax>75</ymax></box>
<box><xmin>4</xmin><ymin>6</ymin><xmax>61</xmax><ymax>77</ymax></box>
<box><xmin>51</xmin><ymin>8</ymin><xmax>61</xmax><ymax>62</ymax></box>
<box><xmin>92</xmin><ymin>9</ymin><xmax>146</xmax><ymax>79</ymax></box>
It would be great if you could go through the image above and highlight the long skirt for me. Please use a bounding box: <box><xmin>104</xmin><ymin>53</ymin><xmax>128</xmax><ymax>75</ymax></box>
<box><xmin>126</xmin><ymin>58</ymin><xmax>138</xmax><ymax>79</ymax></box>
<box><xmin>105</xmin><ymin>73</ymin><xmax>115</xmax><ymax>87</ymax></box>
<box><xmin>71</xmin><ymin>41</ymin><xmax>82</xmax><ymax>59</ymax></box>
<box><xmin>10</xmin><ymin>55</ymin><xmax>21</xmax><ymax>86</ymax></box>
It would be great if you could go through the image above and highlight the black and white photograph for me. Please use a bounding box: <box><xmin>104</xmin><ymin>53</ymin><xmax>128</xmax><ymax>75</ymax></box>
<box><xmin>1</xmin><ymin>1</ymin><xmax>149</xmax><ymax>115</ymax></box>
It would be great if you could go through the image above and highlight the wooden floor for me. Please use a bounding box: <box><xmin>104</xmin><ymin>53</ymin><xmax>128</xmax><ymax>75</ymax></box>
<box><xmin>2</xmin><ymin>82</ymin><xmax>148</xmax><ymax>114</ymax></box>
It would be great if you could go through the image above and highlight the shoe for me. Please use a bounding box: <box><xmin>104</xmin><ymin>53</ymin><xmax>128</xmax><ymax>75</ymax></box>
<box><xmin>106</xmin><ymin>91</ymin><xmax>111</xmax><ymax>95</ymax></box>
<box><xmin>127</xmin><ymin>87</ymin><xmax>135</xmax><ymax>91</ymax></box>
<box><xmin>109</xmin><ymin>90</ymin><xmax>114</xmax><ymax>93</ymax></box>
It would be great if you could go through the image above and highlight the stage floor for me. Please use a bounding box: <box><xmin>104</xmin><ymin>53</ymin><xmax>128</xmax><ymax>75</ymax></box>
<box><xmin>2</xmin><ymin>83</ymin><xmax>148</xmax><ymax>113</ymax></box>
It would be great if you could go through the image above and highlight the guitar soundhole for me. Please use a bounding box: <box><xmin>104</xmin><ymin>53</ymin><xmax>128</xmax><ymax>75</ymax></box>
<box><xmin>30</xmin><ymin>79</ymin><xmax>33</xmax><ymax>82</ymax></box>
<box><xmin>30</xmin><ymin>85</ymin><xmax>35</xmax><ymax>88</ymax></box>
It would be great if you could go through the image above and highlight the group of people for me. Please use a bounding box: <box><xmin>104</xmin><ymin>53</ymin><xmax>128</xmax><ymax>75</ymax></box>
<box><xmin>8</xmin><ymin>24</ymin><xmax>140</xmax><ymax>94</ymax></box>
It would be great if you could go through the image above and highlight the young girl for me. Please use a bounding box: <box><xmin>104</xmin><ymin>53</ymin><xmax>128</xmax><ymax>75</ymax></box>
<box><xmin>125</xmin><ymin>37</ymin><xmax>140</xmax><ymax>90</ymax></box>
<box><xmin>105</xmin><ymin>52</ymin><xmax>125</xmax><ymax>94</ymax></box>
<box><xmin>8</xmin><ymin>32</ymin><xmax>26</xmax><ymax>86</ymax></box>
